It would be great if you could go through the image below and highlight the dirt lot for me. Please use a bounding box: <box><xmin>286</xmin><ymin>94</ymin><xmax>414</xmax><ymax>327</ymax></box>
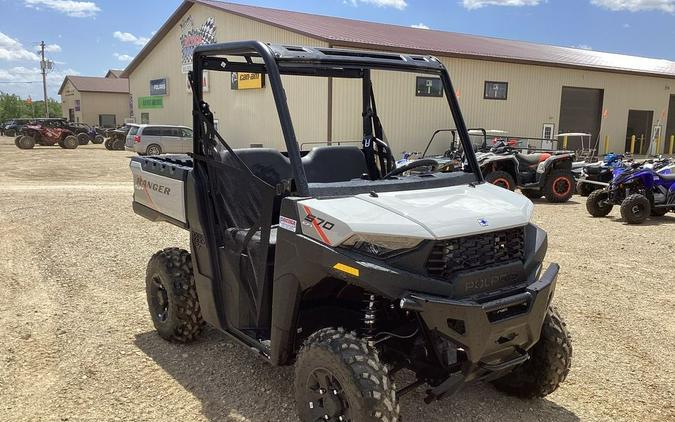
<box><xmin>0</xmin><ymin>136</ymin><xmax>673</xmax><ymax>422</ymax></box>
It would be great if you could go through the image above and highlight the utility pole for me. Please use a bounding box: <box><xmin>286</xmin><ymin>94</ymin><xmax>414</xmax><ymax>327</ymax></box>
<box><xmin>39</xmin><ymin>41</ymin><xmax>49</xmax><ymax>117</ymax></box>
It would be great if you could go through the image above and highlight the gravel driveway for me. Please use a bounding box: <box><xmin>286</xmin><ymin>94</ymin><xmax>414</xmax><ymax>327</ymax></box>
<box><xmin>0</xmin><ymin>136</ymin><xmax>673</xmax><ymax>421</ymax></box>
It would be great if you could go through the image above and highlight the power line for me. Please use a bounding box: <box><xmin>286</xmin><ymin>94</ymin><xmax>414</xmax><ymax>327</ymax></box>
<box><xmin>0</xmin><ymin>81</ymin><xmax>42</xmax><ymax>84</ymax></box>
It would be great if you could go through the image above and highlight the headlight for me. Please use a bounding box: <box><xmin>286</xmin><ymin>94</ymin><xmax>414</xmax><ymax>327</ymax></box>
<box><xmin>340</xmin><ymin>234</ymin><xmax>422</xmax><ymax>257</ymax></box>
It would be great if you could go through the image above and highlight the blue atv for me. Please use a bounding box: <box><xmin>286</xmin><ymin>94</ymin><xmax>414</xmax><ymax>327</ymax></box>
<box><xmin>575</xmin><ymin>153</ymin><xmax>627</xmax><ymax>197</ymax></box>
<box><xmin>586</xmin><ymin>159</ymin><xmax>675</xmax><ymax>224</ymax></box>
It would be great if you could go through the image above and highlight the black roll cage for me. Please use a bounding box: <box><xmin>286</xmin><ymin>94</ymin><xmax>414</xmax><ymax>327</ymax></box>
<box><xmin>190</xmin><ymin>40</ymin><xmax>484</xmax><ymax>195</ymax></box>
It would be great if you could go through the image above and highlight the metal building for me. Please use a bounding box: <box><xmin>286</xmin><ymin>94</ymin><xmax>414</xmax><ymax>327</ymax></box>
<box><xmin>58</xmin><ymin>71</ymin><xmax>130</xmax><ymax>128</ymax></box>
<box><xmin>122</xmin><ymin>0</ymin><xmax>675</xmax><ymax>155</ymax></box>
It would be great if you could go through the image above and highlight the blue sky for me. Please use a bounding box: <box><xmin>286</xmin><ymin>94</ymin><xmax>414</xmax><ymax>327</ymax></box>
<box><xmin>0</xmin><ymin>0</ymin><xmax>673</xmax><ymax>100</ymax></box>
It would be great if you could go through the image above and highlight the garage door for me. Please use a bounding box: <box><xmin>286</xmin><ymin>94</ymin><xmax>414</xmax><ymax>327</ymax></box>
<box><xmin>559</xmin><ymin>87</ymin><xmax>604</xmax><ymax>151</ymax></box>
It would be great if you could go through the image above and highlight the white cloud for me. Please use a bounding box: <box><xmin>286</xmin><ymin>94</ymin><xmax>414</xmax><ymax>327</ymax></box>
<box><xmin>623</xmin><ymin>22</ymin><xmax>631</xmax><ymax>27</ymax></box>
<box><xmin>344</xmin><ymin>0</ymin><xmax>407</xmax><ymax>9</ymax></box>
<box><xmin>411</xmin><ymin>22</ymin><xmax>430</xmax><ymax>29</ymax></box>
<box><xmin>41</xmin><ymin>44</ymin><xmax>62</xmax><ymax>53</ymax></box>
<box><xmin>113</xmin><ymin>31</ymin><xmax>149</xmax><ymax>46</ymax></box>
<box><xmin>462</xmin><ymin>0</ymin><xmax>541</xmax><ymax>9</ymax></box>
<box><xmin>24</xmin><ymin>0</ymin><xmax>101</xmax><ymax>17</ymax></box>
<box><xmin>113</xmin><ymin>53</ymin><xmax>133</xmax><ymax>62</ymax></box>
<box><xmin>572</xmin><ymin>44</ymin><xmax>593</xmax><ymax>50</ymax></box>
<box><xmin>591</xmin><ymin>0</ymin><xmax>674</xmax><ymax>13</ymax></box>
<box><xmin>0</xmin><ymin>65</ymin><xmax>79</xmax><ymax>98</ymax></box>
<box><xmin>0</xmin><ymin>32</ymin><xmax>40</xmax><ymax>61</ymax></box>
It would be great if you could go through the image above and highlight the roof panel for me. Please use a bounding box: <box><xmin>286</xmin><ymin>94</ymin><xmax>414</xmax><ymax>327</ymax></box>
<box><xmin>59</xmin><ymin>76</ymin><xmax>129</xmax><ymax>94</ymax></box>
<box><xmin>194</xmin><ymin>0</ymin><xmax>675</xmax><ymax>78</ymax></box>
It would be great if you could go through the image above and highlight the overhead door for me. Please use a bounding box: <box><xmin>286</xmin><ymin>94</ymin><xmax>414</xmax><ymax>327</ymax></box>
<box><xmin>665</xmin><ymin>95</ymin><xmax>675</xmax><ymax>154</ymax></box>
<box><xmin>558</xmin><ymin>87</ymin><xmax>604</xmax><ymax>151</ymax></box>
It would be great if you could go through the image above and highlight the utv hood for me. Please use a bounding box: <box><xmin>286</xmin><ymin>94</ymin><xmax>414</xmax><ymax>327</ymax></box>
<box><xmin>297</xmin><ymin>183</ymin><xmax>533</xmax><ymax>246</ymax></box>
<box><xmin>357</xmin><ymin>183</ymin><xmax>533</xmax><ymax>239</ymax></box>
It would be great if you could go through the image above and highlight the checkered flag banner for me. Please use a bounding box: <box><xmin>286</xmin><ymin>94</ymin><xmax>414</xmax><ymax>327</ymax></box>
<box><xmin>180</xmin><ymin>16</ymin><xmax>218</xmax><ymax>66</ymax></box>
<box><xmin>199</xmin><ymin>17</ymin><xmax>217</xmax><ymax>45</ymax></box>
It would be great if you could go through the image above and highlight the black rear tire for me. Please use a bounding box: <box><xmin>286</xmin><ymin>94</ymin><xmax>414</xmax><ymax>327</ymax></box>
<box><xmin>17</xmin><ymin>135</ymin><xmax>35</xmax><ymax>149</ymax></box>
<box><xmin>650</xmin><ymin>207</ymin><xmax>669</xmax><ymax>217</ymax></box>
<box><xmin>586</xmin><ymin>189</ymin><xmax>613</xmax><ymax>217</ymax></box>
<box><xmin>14</xmin><ymin>135</ymin><xmax>23</xmax><ymax>147</ymax></box>
<box><xmin>543</xmin><ymin>170</ymin><xmax>574</xmax><ymax>203</ymax></box>
<box><xmin>575</xmin><ymin>180</ymin><xmax>596</xmax><ymax>197</ymax></box>
<box><xmin>521</xmin><ymin>189</ymin><xmax>543</xmax><ymax>199</ymax></box>
<box><xmin>112</xmin><ymin>138</ymin><xmax>125</xmax><ymax>150</ymax></box>
<box><xmin>492</xmin><ymin>306</ymin><xmax>572</xmax><ymax>398</ymax></box>
<box><xmin>620</xmin><ymin>194</ymin><xmax>651</xmax><ymax>224</ymax></box>
<box><xmin>104</xmin><ymin>138</ymin><xmax>113</xmax><ymax>150</ymax></box>
<box><xmin>62</xmin><ymin>135</ymin><xmax>78</xmax><ymax>149</ymax></box>
<box><xmin>145</xmin><ymin>248</ymin><xmax>204</xmax><ymax>343</ymax></box>
<box><xmin>77</xmin><ymin>133</ymin><xmax>89</xmax><ymax>145</ymax></box>
<box><xmin>294</xmin><ymin>327</ymin><xmax>399</xmax><ymax>422</ymax></box>
<box><xmin>6</xmin><ymin>129</ymin><xmax>15</xmax><ymax>137</ymax></box>
<box><xmin>93</xmin><ymin>134</ymin><xmax>105</xmax><ymax>144</ymax></box>
<box><xmin>485</xmin><ymin>170</ymin><xmax>516</xmax><ymax>191</ymax></box>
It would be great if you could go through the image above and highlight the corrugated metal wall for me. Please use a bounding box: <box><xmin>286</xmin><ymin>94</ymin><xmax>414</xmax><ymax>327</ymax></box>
<box><xmin>128</xmin><ymin>3</ymin><xmax>675</xmax><ymax>155</ymax></box>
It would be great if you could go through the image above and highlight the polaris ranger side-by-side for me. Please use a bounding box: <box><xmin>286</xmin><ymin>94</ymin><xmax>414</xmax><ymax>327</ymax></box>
<box><xmin>130</xmin><ymin>42</ymin><xmax>571</xmax><ymax>421</ymax></box>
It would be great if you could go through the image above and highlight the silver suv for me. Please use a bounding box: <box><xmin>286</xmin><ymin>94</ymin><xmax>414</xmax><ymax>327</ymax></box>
<box><xmin>125</xmin><ymin>124</ymin><xmax>193</xmax><ymax>155</ymax></box>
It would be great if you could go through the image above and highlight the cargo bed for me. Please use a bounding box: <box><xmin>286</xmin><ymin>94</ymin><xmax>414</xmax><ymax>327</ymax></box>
<box><xmin>130</xmin><ymin>154</ymin><xmax>193</xmax><ymax>229</ymax></box>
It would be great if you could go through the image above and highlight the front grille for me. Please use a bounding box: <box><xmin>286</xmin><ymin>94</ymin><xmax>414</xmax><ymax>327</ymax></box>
<box><xmin>426</xmin><ymin>227</ymin><xmax>525</xmax><ymax>279</ymax></box>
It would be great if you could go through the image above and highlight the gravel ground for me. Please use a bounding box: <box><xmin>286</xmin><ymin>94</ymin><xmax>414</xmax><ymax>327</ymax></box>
<box><xmin>0</xmin><ymin>136</ymin><xmax>673</xmax><ymax>422</ymax></box>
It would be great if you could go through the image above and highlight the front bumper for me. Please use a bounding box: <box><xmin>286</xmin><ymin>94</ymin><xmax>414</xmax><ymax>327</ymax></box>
<box><xmin>402</xmin><ymin>263</ymin><xmax>558</xmax><ymax>365</ymax></box>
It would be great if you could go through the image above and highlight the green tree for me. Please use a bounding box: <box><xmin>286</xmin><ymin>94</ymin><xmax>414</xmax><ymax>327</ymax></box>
<box><xmin>0</xmin><ymin>92</ymin><xmax>62</xmax><ymax>121</ymax></box>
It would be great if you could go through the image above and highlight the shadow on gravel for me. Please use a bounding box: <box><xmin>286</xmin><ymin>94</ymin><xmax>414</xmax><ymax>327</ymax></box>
<box><xmin>135</xmin><ymin>330</ymin><xmax>579</xmax><ymax>422</ymax></box>
<box><xmin>529</xmin><ymin>198</ymin><xmax>582</xmax><ymax>206</ymax></box>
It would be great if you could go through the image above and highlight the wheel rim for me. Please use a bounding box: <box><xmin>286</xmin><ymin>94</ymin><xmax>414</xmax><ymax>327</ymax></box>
<box><xmin>150</xmin><ymin>275</ymin><xmax>169</xmax><ymax>322</ymax></box>
<box><xmin>306</xmin><ymin>368</ymin><xmax>351</xmax><ymax>422</ymax></box>
<box><xmin>148</xmin><ymin>146</ymin><xmax>160</xmax><ymax>155</ymax></box>
<box><xmin>631</xmin><ymin>204</ymin><xmax>644</xmax><ymax>216</ymax></box>
<box><xmin>552</xmin><ymin>176</ymin><xmax>571</xmax><ymax>197</ymax></box>
<box><xmin>492</xmin><ymin>178</ymin><xmax>510</xmax><ymax>189</ymax></box>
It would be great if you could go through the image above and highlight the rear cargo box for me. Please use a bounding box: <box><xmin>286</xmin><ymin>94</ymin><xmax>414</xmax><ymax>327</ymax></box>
<box><xmin>129</xmin><ymin>155</ymin><xmax>192</xmax><ymax>226</ymax></box>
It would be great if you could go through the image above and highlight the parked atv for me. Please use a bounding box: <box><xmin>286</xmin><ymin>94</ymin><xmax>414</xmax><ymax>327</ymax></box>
<box><xmin>586</xmin><ymin>158</ymin><xmax>675</xmax><ymax>224</ymax></box>
<box><xmin>4</xmin><ymin>118</ymin><xmax>31</xmax><ymax>137</ymax></box>
<box><xmin>16</xmin><ymin>122</ymin><xmax>78</xmax><ymax>149</ymax></box>
<box><xmin>576</xmin><ymin>153</ymin><xmax>627</xmax><ymax>197</ymax></box>
<box><xmin>129</xmin><ymin>42</ymin><xmax>571</xmax><ymax>421</ymax></box>
<box><xmin>104</xmin><ymin>125</ymin><xmax>131</xmax><ymax>150</ymax></box>
<box><xmin>477</xmin><ymin>140</ymin><xmax>576</xmax><ymax>202</ymax></box>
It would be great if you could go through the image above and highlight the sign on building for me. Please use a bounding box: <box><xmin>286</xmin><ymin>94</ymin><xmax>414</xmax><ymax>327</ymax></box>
<box><xmin>179</xmin><ymin>15</ymin><xmax>217</xmax><ymax>74</ymax></box>
<box><xmin>138</xmin><ymin>96</ymin><xmax>164</xmax><ymax>109</ymax></box>
<box><xmin>150</xmin><ymin>78</ymin><xmax>168</xmax><ymax>96</ymax></box>
<box><xmin>185</xmin><ymin>71</ymin><xmax>209</xmax><ymax>93</ymax></box>
<box><xmin>231</xmin><ymin>72</ymin><xmax>265</xmax><ymax>90</ymax></box>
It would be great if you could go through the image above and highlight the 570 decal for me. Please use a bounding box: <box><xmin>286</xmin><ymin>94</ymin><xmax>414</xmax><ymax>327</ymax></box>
<box><xmin>303</xmin><ymin>213</ymin><xmax>335</xmax><ymax>231</ymax></box>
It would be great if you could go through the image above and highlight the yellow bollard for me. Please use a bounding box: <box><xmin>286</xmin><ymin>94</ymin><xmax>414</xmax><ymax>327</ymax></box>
<box><xmin>563</xmin><ymin>136</ymin><xmax>568</xmax><ymax>150</ymax></box>
<box><xmin>630</xmin><ymin>135</ymin><xmax>636</xmax><ymax>154</ymax></box>
<box><xmin>604</xmin><ymin>135</ymin><xmax>609</xmax><ymax>154</ymax></box>
<box><xmin>670</xmin><ymin>135</ymin><xmax>674</xmax><ymax>155</ymax></box>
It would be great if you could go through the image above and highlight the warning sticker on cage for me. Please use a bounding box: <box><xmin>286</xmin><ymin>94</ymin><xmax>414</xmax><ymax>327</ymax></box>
<box><xmin>279</xmin><ymin>216</ymin><xmax>297</xmax><ymax>232</ymax></box>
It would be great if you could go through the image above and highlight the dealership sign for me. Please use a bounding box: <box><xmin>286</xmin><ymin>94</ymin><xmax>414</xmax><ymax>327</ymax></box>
<box><xmin>179</xmin><ymin>15</ymin><xmax>216</xmax><ymax>74</ymax></box>
<box><xmin>150</xmin><ymin>78</ymin><xmax>168</xmax><ymax>96</ymax></box>
<box><xmin>138</xmin><ymin>96</ymin><xmax>163</xmax><ymax>109</ymax></box>
<box><xmin>231</xmin><ymin>72</ymin><xmax>265</xmax><ymax>90</ymax></box>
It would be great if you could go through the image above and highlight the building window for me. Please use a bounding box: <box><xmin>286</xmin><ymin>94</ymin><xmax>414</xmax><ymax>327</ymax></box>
<box><xmin>542</xmin><ymin>123</ymin><xmax>555</xmax><ymax>139</ymax></box>
<box><xmin>141</xmin><ymin>113</ymin><xmax>150</xmax><ymax>124</ymax></box>
<box><xmin>484</xmin><ymin>81</ymin><xmax>508</xmax><ymax>100</ymax></box>
<box><xmin>99</xmin><ymin>114</ymin><xmax>116</xmax><ymax>128</ymax></box>
<box><xmin>416</xmin><ymin>76</ymin><xmax>443</xmax><ymax>97</ymax></box>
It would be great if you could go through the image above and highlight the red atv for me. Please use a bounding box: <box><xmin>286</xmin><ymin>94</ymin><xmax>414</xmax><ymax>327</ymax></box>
<box><xmin>15</xmin><ymin>123</ymin><xmax>79</xmax><ymax>150</ymax></box>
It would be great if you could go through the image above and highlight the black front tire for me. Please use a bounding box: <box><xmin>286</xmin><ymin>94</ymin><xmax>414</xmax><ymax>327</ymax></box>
<box><xmin>93</xmin><ymin>134</ymin><xmax>105</xmax><ymax>144</ymax></box>
<box><xmin>294</xmin><ymin>327</ymin><xmax>399</xmax><ymax>422</ymax></box>
<box><xmin>620</xmin><ymin>194</ymin><xmax>651</xmax><ymax>224</ymax></box>
<box><xmin>145</xmin><ymin>248</ymin><xmax>204</xmax><ymax>343</ymax></box>
<box><xmin>104</xmin><ymin>138</ymin><xmax>113</xmax><ymax>150</ymax></box>
<box><xmin>485</xmin><ymin>170</ymin><xmax>516</xmax><ymax>191</ymax></box>
<box><xmin>543</xmin><ymin>170</ymin><xmax>574</xmax><ymax>203</ymax></box>
<box><xmin>586</xmin><ymin>189</ymin><xmax>613</xmax><ymax>217</ymax></box>
<box><xmin>62</xmin><ymin>135</ymin><xmax>78</xmax><ymax>149</ymax></box>
<box><xmin>492</xmin><ymin>306</ymin><xmax>572</xmax><ymax>398</ymax></box>
<box><xmin>77</xmin><ymin>133</ymin><xmax>90</xmax><ymax>145</ymax></box>
<box><xmin>111</xmin><ymin>138</ymin><xmax>125</xmax><ymax>150</ymax></box>
<box><xmin>6</xmin><ymin>129</ymin><xmax>15</xmax><ymax>137</ymax></box>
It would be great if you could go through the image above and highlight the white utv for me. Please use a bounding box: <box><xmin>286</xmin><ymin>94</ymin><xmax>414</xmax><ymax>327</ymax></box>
<box><xmin>130</xmin><ymin>41</ymin><xmax>572</xmax><ymax>421</ymax></box>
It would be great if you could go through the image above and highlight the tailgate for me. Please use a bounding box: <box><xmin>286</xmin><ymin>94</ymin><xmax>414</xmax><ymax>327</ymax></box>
<box><xmin>129</xmin><ymin>155</ymin><xmax>191</xmax><ymax>225</ymax></box>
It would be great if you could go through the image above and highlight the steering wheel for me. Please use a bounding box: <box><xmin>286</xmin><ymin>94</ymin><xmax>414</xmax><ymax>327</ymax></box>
<box><xmin>383</xmin><ymin>158</ymin><xmax>439</xmax><ymax>179</ymax></box>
